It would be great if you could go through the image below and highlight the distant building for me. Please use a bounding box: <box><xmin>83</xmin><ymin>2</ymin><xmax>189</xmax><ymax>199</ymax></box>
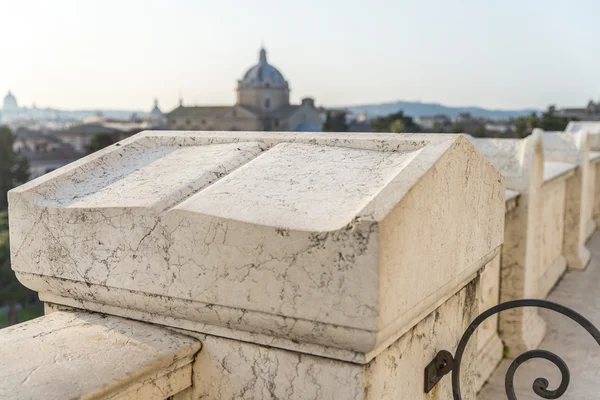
<box><xmin>149</xmin><ymin>99</ymin><xmax>167</xmax><ymax>128</ymax></box>
<box><xmin>12</xmin><ymin>128</ymin><xmax>84</xmax><ymax>178</ymax></box>
<box><xmin>485</xmin><ymin>120</ymin><xmax>514</xmax><ymax>135</ymax></box>
<box><xmin>3</xmin><ymin>90</ymin><xmax>18</xmax><ymax>111</ymax></box>
<box><xmin>558</xmin><ymin>100</ymin><xmax>600</xmax><ymax>121</ymax></box>
<box><xmin>53</xmin><ymin>120</ymin><xmax>152</xmax><ymax>153</ymax></box>
<box><xmin>415</xmin><ymin>115</ymin><xmax>452</xmax><ymax>130</ymax></box>
<box><xmin>167</xmin><ymin>48</ymin><xmax>322</xmax><ymax>132</ymax></box>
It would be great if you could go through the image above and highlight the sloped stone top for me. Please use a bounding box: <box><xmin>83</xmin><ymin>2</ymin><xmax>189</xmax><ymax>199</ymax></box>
<box><xmin>536</xmin><ymin>128</ymin><xmax>589</xmax><ymax>164</ymax></box>
<box><xmin>544</xmin><ymin>161</ymin><xmax>577</xmax><ymax>183</ymax></box>
<box><xmin>12</xmin><ymin>132</ymin><xmax>450</xmax><ymax>230</ymax></box>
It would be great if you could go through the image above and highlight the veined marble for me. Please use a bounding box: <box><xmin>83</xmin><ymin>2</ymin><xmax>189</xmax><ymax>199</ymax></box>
<box><xmin>172</xmin><ymin>281</ymin><xmax>479</xmax><ymax>400</ymax></box>
<box><xmin>9</xmin><ymin>131</ymin><xmax>505</xmax><ymax>363</ymax></box>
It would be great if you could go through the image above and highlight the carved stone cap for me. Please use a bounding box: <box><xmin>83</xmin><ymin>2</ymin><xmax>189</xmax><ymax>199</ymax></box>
<box><xmin>467</xmin><ymin>132</ymin><xmax>543</xmax><ymax>193</ymax></box>
<box><xmin>536</xmin><ymin>128</ymin><xmax>589</xmax><ymax>165</ymax></box>
<box><xmin>9</xmin><ymin>131</ymin><xmax>505</xmax><ymax>362</ymax></box>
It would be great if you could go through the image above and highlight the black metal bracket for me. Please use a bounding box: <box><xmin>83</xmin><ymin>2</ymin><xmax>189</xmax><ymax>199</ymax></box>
<box><xmin>424</xmin><ymin>350</ymin><xmax>454</xmax><ymax>393</ymax></box>
<box><xmin>423</xmin><ymin>299</ymin><xmax>600</xmax><ymax>399</ymax></box>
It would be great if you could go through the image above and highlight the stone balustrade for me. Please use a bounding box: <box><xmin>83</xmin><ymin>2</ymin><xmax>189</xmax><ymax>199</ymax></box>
<box><xmin>469</xmin><ymin>133</ymin><xmax>546</xmax><ymax>361</ymax></box>
<box><xmin>537</xmin><ymin>129</ymin><xmax>592</xmax><ymax>270</ymax></box>
<box><xmin>1</xmin><ymin>127</ymin><xmax>599</xmax><ymax>399</ymax></box>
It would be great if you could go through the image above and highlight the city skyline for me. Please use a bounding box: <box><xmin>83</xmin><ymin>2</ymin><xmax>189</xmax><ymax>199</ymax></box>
<box><xmin>2</xmin><ymin>0</ymin><xmax>600</xmax><ymax>111</ymax></box>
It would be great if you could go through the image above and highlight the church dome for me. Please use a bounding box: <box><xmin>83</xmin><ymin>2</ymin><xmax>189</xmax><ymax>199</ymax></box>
<box><xmin>240</xmin><ymin>48</ymin><xmax>287</xmax><ymax>87</ymax></box>
<box><xmin>150</xmin><ymin>99</ymin><xmax>163</xmax><ymax>116</ymax></box>
<box><xmin>3</xmin><ymin>90</ymin><xmax>18</xmax><ymax>110</ymax></box>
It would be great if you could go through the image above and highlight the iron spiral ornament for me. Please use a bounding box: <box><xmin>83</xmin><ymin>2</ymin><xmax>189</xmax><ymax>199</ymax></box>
<box><xmin>424</xmin><ymin>299</ymin><xmax>600</xmax><ymax>399</ymax></box>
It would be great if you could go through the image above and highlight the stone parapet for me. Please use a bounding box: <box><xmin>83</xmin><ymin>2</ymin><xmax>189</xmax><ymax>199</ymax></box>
<box><xmin>7</xmin><ymin>131</ymin><xmax>505</xmax><ymax>399</ymax></box>
<box><xmin>538</xmin><ymin>129</ymin><xmax>592</xmax><ymax>270</ymax></box>
<box><xmin>469</xmin><ymin>133</ymin><xmax>546</xmax><ymax>359</ymax></box>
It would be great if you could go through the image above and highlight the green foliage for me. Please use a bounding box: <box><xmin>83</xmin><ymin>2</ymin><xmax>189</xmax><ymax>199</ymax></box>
<box><xmin>0</xmin><ymin>303</ymin><xmax>43</xmax><ymax>328</ymax></box>
<box><xmin>0</xmin><ymin>126</ymin><xmax>30</xmax><ymax>210</ymax></box>
<box><xmin>323</xmin><ymin>111</ymin><xmax>349</xmax><ymax>132</ymax></box>
<box><xmin>451</xmin><ymin>123</ymin><xmax>464</xmax><ymax>133</ymax></box>
<box><xmin>431</xmin><ymin>121</ymin><xmax>445</xmax><ymax>133</ymax></box>
<box><xmin>87</xmin><ymin>133</ymin><xmax>117</xmax><ymax>154</ymax></box>
<box><xmin>0</xmin><ymin>211</ymin><xmax>34</xmax><ymax>307</ymax></box>
<box><xmin>514</xmin><ymin>105</ymin><xmax>574</xmax><ymax>138</ymax></box>
<box><xmin>370</xmin><ymin>110</ymin><xmax>419</xmax><ymax>133</ymax></box>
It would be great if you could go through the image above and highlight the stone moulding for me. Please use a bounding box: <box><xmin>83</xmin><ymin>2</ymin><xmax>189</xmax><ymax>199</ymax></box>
<box><xmin>9</xmin><ymin>131</ymin><xmax>505</xmax><ymax>363</ymax></box>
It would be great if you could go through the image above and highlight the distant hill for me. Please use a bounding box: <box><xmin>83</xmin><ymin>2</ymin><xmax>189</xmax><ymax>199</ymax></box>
<box><xmin>344</xmin><ymin>101</ymin><xmax>540</xmax><ymax>119</ymax></box>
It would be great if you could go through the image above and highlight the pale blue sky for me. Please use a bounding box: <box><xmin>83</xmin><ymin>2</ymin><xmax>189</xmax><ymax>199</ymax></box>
<box><xmin>1</xmin><ymin>0</ymin><xmax>599</xmax><ymax>112</ymax></box>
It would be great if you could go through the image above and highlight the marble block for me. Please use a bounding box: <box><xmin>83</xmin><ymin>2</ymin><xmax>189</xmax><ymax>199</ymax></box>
<box><xmin>469</xmin><ymin>133</ymin><xmax>546</xmax><ymax>357</ymax></box>
<box><xmin>172</xmin><ymin>281</ymin><xmax>480</xmax><ymax>400</ymax></box>
<box><xmin>0</xmin><ymin>310</ymin><xmax>201</xmax><ymax>400</ymax></box>
<box><xmin>9</xmin><ymin>131</ymin><xmax>505</xmax><ymax>363</ymax></box>
<box><xmin>538</xmin><ymin>129</ymin><xmax>592</xmax><ymax>270</ymax></box>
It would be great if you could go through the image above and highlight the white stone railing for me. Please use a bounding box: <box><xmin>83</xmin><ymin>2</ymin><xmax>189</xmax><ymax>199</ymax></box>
<box><xmin>0</xmin><ymin>127</ymin><xmax>599</xmax><ymax>399</ymax></box>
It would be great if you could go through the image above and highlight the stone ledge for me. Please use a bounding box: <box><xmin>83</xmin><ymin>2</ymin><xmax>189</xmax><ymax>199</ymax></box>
<box><xmin>0</xmin><ymin>311</ymin><xmax>201</xmax><ymax>400</ymax></box>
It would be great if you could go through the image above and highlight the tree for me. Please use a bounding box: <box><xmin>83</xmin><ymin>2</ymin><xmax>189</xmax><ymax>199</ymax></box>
<box><xmin>0</xmin><ymin>127</ymin><xmax>35</xmax><ymax>325</ymax></box>
<box><xmin>431</xmin><ymin>121</ymin><xmax>444</xmax><ymax>133</ymax></box>
<box><xmin>539</xmin><ymin>105</ymin><xmax>572</xmax><ymax>131</ymax></box>
<box><xmin>370</xmin><ymin>110</ymin><xmax>419</xmax><ymax>133</ymax></box>
<box><xmin>513</xmin><ymin>106</ymin><xmax>574</xmax><ymax>138</ymax></box>
<box><xmin>451</xmin><ymin>123</ymin><xmax>464</xmax><ymax>133</ymax></box>
<box><xmin>87</xmin><ymin>133</ymin><xmax>116</xmax><ymax>154</ymax></box>
<box><xmin>323</xmin><ymin>111</ymin><xmax>349</xmax><ymax>132</ymax></box>
<box><xmin>389</xmin><ymin>119</ymin><xmax>407</xmax><ymax>133</ymax></box>
<box><xmin>0</xmin><ymin>211</ymin><xmax>34</xmax><ymax>325</ymax></box>
<box><xmin>0</xmin><ymin>126</ymin><xmax>30</xmax><ymax>210</ymax></box>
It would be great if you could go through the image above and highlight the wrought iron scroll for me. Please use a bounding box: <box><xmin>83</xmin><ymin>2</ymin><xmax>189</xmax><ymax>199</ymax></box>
<box><xmin>424</xmin><ymin>299</ymin><xmax>600</xmax><ymax>399</ymax></box>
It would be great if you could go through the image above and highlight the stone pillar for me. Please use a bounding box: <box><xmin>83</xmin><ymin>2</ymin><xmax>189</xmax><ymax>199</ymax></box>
<box><xmin>565</xmin><ymin>122</ymin><xmax>600</xmax><ymax>230</ymax></box>
<box><xmin>469</xmin><ymin>133</ymin><xmax>546</xmax><ymax>359</ymax></box>
<box><xmin>9</xmin><ymin>132</ymin><xmax>505</xmax><ymax>399</ymax></box>
<box><xmin>538</xmin><ymin>129</ymin><xmax>592</xmax><ymax>270</ymax></box>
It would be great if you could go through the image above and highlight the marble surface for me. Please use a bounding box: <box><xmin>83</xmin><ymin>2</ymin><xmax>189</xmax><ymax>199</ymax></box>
<box><xmin>0</xmin><ymin>310</ymin><xmax>200</xmax><ymax>400</ymax></box>
<box><xmin>539</xmin><ymin>179</ymin><xmax>568</xmax><ymax>297</ymax></box>
<box><xmin>475</xmin><ymin>255</ymin><xmax>503</xmax><ymax>391</ymax></box>
<box><xmin>172</xmin><ymin>281</ymin><xmax>479</xmax><ymax>400</ymax></box>
<box><xmin>543</xmin><ymin>161</ymin><xmax>576</xmax><ymax>182</ymax></box>
<box><xmin>9</xmin><ymin>131</ymin><xmax>505</xmax><ymax>362</ymax></box>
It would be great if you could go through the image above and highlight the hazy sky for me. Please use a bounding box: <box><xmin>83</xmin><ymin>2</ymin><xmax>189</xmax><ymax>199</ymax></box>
<box><xmin>1</xmin><ymin>0</ymin><xmax>599</xmax><ymax>112</ymax></box>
